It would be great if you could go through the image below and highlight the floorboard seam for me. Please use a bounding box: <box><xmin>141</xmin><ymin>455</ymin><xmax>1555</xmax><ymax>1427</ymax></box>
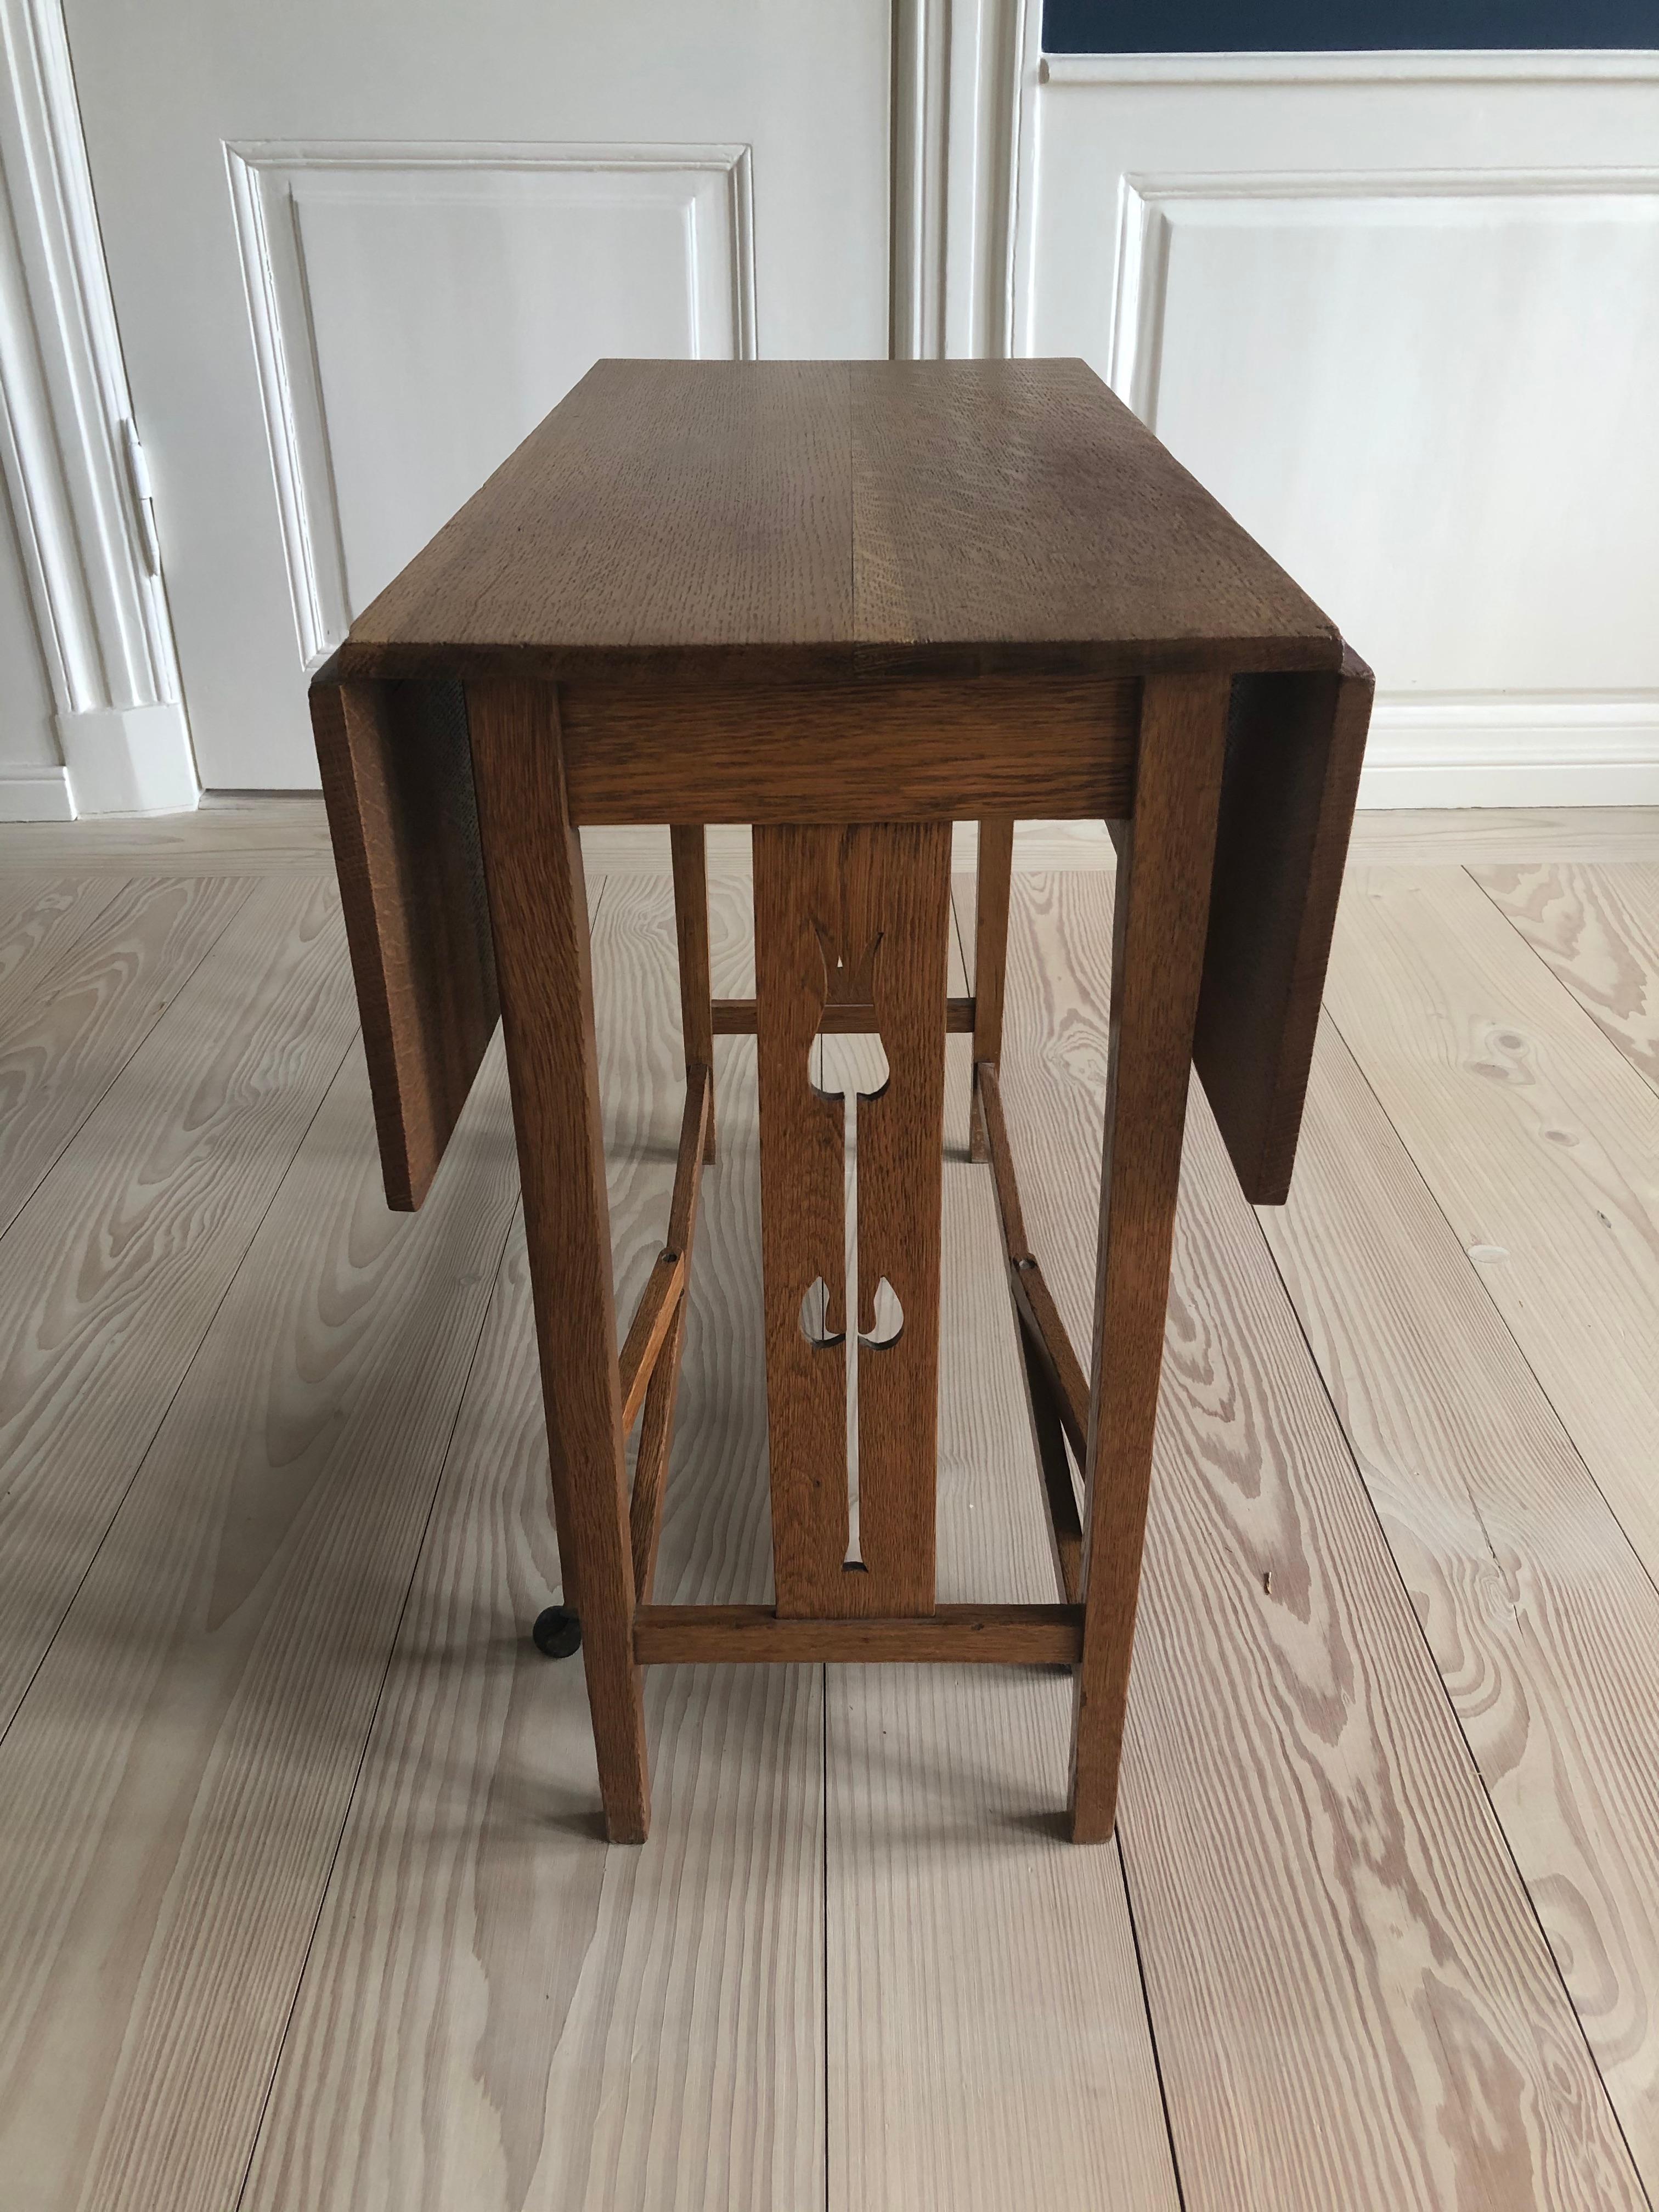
<box><xmin>1113</xmin><ymin>1836</ymin><xmax>1192</xmax><ymax>2212</ymax></box>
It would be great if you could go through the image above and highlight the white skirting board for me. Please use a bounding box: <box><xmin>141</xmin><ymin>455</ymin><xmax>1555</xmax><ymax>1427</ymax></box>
<box><xmin>54</xmin><ymin>702</ymin><xmax>199</xmax><ymax>816</ymax></box>
<box><xmin>0</xmin><ymin>709</ymin><xmax>199</xmax><ymax>819</ymax></box>
<box><xmin>0</xmin><ymin>765</ymin><xmax>75</xmax><ymax>821</ymax></box>
<box><xmin>1359</xmin><ymin>696</ymin><xmax>1659</xmax><ymax>808</ymax></box>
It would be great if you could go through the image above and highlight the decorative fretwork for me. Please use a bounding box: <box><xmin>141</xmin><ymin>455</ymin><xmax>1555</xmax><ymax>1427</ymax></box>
<box><xmin>752</xmin><ymin>823</ymin><xmax>951</xmax><ymax>1617</ymax></box>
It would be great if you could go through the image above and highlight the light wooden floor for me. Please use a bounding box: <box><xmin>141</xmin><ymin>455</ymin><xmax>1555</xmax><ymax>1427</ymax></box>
<box><xmin>1</xmin><ymin>798</ymin><xmax>1657</xmax><ymax>2211</ymax></box>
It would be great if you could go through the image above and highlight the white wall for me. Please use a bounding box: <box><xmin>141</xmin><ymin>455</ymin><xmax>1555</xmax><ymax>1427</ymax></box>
<box><xmin>8</xmin><ymin>0</ymin><xmax>1659</xmax><ymax>814</ymax></box>
<box><xmin>1019</xmin><ymin>52</ymin><xmax>1659</xmax><ymax>805</ymax></box>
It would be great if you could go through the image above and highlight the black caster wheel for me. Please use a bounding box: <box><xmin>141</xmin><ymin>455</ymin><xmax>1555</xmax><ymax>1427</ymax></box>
<box><xmin>532</xmin><ymin>1605</ymin><xmax>582</xmax><ymax>1658</ymax></box>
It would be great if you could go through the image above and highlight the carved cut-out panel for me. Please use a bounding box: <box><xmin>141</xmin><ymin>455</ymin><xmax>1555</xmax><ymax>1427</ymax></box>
<box><xmin>754</xmin><ymin>822</ymin><xmax>950</xmax><ymax>1618</ymax></box>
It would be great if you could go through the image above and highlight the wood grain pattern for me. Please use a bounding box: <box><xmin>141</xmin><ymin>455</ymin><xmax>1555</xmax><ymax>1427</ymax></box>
<box><xmin>754</xmin><ymin>822</ymin><xmax>950</xmax><ymax>1619</ymax></box>
<box><xmin>635</xmin><ymin>1604</ymin><xmax>1082</xmax><ymax>1665</ymax></box>
<box><xmin>350</xmin><ymin>359</ymin><xmax>855</xmax><ymax>681</ymax></box>
<box><xmin>0</xmin><ymin>1034</ymin><xmax>522</xmax><ymax>2212</ymax></box>
<box><xmin>827</xmin><ymin>970</ymin><xmax>1181</xmax><ymax>2212</ymax></box>
<box><xmin>1016</xmin><ymin>1319</ymin><xmax>1086</xmax><ymax>1605</ymax></box>
<box><xmin>0</xmin><ymin>877</ymin><xmax>357</xmax><ymax>1734</ymax></box>
<box><xmin>559</xmin><ymin>673</ymin><xmax>1137</xmax><ymax>822</ymax></box>
<box><xmin>753</xmin><ymin>824</ymin><xmax>853</xmax><ymax>1614</ymax></box>
<box><xmin>1324</xmin><ymin>866</ymin><xmax>1659</xmax><ymax>1588</ymax></box>
<box><xmin>312</xmin><ymin>670</ymin><xmax>500</xmax><ymax>1211</ymax></box>
<box><xmin>1015</xmin><ymin>1263</ymin><xmax>1090</xmax><ymax>1461</ymax></box>
<box><xmin>629</xmin><ymin>1299</ymin><xmax>686</xmax><ymax>1602</ymax></box>
<box><xmin>241</xmin><ymin>869</ymin><xmax>826</xmax><ymax>2212</ymax></box>
<box><xmin>6</xmin><ymin>798</ymin><xmax>1655</xmax><ymax>882</ymax></box>
<box><xmin>978</xmin><ymin>1064</ymin><xmax>1091</xmax><ymax>1463</ymax></box>
<box><xmin>1071</xmin><ymin>671</ymin><xmax>1231</xmax><ymax>1841</ymax></box>
<box><xmin>714</xmin><ymin>994</ymin><xmax>975</xmax><ymax>1034</ymax></box>
<box><xmin>847</xmin><ymin>362</ymin><xmax>1336</xmax><ymax>671</ymax></box>
<box><xmin>1263</xmin><ymin>1012</ymin><xmax>1659</xmax><ymax>2187</ymax></box>
<box><xmin>617</xmin><ymin>1250</ymin><xmax>686</xmax><ymax>1430</ymax></box>
<box><xmin>1194</xmin><ymin>647</ymin><xmax>1373</xmax><ymax>1204</ymax></box>
<box><xmin>977</xmin><ymin>1062</ymin><xmax>1088</xmax><ymax>1603</ymax></box>
<box><xmin>1474</xmin><ymin>861</ymin><xmax>1659</xmax><ymax>1093</ymax></box>
<box><xmin>8</xmin><ymin>805</ymin><xmax>1653</xmax><ymax>2209</ymax></box>
<box><xmin>1346</xmin><ymin>808</ymin><xmax>1659</xmax><ymax>866</ymax></box>
<box><xmin>850</xmin><ymin>821</ymin><xmax>951</xmax><ymax>1614</ymax></box>
<box><xmin>0</xmin><ymin>876</ymin><xmax>122</xmax><ymax>1008</ymax></box>
<box><xmin>0</xmin><ymin>871</ymin><xmax>250</xmax><ymax>1239</ymax></box>
<box><xmin>1000</xmin><ymin>868</ymin><xmax>1642</xmax><ymax>2210</ymax></box>
<box><xmin>0</xmin><ymin>796</ymin><xmax>335</xmax><ymax>875</ymax></box>
<box><xmin>466</xmin><ymin>676</ymin><xmax>648</xmax><ymax>1842</ymax></box>
<box><xmin>670</xmin><ymin>822</ymin><xmax>716</xmax><ymax>1158</ymax></box>
<box><xmin>626</xmin><ymin>1063</ymin><xmax>710</xmax><ymax>1594</ymax></box>
<box><xmin>979</xmin><ymin>1063</ymin><xmax>1088</xmax><ymax>1435</ymax></box>
<box><xmin>342</xmin><ymin>359</ymin><xmax>1339</xmax><ymax>685</ymax></box>
<box><xmin>969</xmin><ymin>815</ymin><xmax>1014</xmax><ymax>1162</ymax></box>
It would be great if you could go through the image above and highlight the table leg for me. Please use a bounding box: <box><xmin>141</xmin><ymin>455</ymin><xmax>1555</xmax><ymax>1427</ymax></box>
<box><xmin>466</xmin><ymin>676</ymin><xmax>651</xmax><ymax>1844</ymax></box>
<box><xmin>1070</xmin><ymin>673</ymin><xmax>1231</xmax><ymax>1843</ymax></box>
<box><xmin>969</xmin><ymin>817</ymin><xmax>1014</xmax><ymax>1163</ymax></box>
<box><xmin>670</xmin><ymin>824</ymin><xmax>716</xmax><ymax>1162</ymax></box>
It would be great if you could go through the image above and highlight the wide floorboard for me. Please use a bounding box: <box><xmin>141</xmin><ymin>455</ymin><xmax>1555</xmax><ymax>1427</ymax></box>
<box><xmin>0</xmin><ymin>806</ymin><xmax>1655</xmax><ymax>2209</ymax></box>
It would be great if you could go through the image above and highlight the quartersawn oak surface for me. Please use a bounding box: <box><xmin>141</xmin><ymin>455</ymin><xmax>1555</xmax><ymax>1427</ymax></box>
<box><xmin>342</xmin><ymin>359</ymin><xmax>1341</xmax><ymax>683</ymax></box>
<box><xmin>2</xmin><ymin>814</ymin><xmax>1657</xmax><ymax>2210</ymax></box>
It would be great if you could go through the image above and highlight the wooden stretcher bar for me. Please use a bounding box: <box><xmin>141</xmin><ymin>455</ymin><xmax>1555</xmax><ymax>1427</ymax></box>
<box><xmin>618</xmin><ymin>1064</ymin><xmax>710</xmax><ymax>1600</ymax></box>
<box><xmin>618</xmin><ymin>1253</ymin><xmax>686</xmax><ymax>1432</ymax></box>
<box><xmin>710</xmin><ymin>995</ymin><xmax>975</xmax><ymax>1035</ymax></box>
<box><xmin>633</xmin><ymin>1601</ymin><xmax>1084</xmax><ymax>1666</ymax></box>
<box><xmin>976</xmin><ymin>1060</ymin><xmax>1089</xmax><ymax>1605</ymax></box>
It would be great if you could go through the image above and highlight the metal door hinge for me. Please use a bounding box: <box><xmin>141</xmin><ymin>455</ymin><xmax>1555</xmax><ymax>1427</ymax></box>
<box><xmin>121</xmin><ymin>419</ymin><xmax>161</xmax><ymax>577</ymax></box>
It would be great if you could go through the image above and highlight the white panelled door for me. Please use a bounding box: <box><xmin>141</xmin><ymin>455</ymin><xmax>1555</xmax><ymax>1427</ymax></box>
<box><xmin>60</xmin><ymin>0</ymin><xmax>891</xmax><ymax>787</ymax></box>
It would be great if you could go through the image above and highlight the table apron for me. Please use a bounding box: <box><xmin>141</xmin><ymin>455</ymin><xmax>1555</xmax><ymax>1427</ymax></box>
<box><xmin>558</xmin><ymin>674</ymin><xmax>1138</xmax><ymax>823</ymax></box>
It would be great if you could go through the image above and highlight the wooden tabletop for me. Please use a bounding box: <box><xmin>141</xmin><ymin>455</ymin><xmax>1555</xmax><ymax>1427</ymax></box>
<box><xmin>340</xmin><ymin>359</ymin><xmax>1341</xmax><ymax>686</ymax></box>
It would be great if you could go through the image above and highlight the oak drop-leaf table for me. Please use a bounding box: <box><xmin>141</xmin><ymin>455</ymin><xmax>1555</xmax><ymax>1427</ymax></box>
<box><xmin>311</xmin><ymin>358</ymin><xmax>1371</xmax><ymax>1845</ymax></box>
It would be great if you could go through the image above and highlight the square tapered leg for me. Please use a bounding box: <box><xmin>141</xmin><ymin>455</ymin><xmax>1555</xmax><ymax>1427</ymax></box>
<box><xmin>467</xmin><ymin>675</ymin><xmax>651</xmax><ymax>1844</ymax></box>
<box><xmin>1069</xmin><ymin>675</ymin><xmax>1231</xmax><ymax>1843</ymax></box>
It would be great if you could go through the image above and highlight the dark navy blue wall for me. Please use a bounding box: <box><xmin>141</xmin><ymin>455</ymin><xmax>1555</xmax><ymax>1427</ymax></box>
<box><xmin>1043</xmin><ymin>2</ymin><xmax>1659</xmax><ymax>50</ymax></box>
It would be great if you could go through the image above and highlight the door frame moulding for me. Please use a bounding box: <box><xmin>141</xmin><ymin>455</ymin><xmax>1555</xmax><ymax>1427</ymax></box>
<box><xmin>889</xmin><ymin>0</ymin><xmax>1035</xmax><ymax>358</ymax></box>
<box><xmin>0</xmin><ymin>0</ymin><xmax>198</xmax><ymax>816</ymax></box>
<box><xmin>225</xmin><ymin>138</ymin><xmax>758</xmax><ymax>670</ymax></box>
